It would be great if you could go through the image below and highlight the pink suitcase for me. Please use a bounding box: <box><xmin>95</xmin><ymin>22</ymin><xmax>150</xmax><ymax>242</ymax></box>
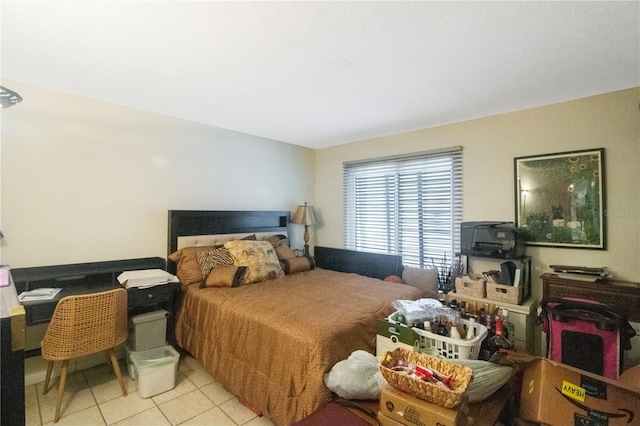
<box><xmin>541</xmin><ymin>297</ymin><xmax>635</xmax><ymax>379</ymax></box>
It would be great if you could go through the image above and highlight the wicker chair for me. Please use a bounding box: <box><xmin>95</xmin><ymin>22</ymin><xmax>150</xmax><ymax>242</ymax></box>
<box><xmin>41</xmin><ymin>288</ymin><xmax>128</xmax><ymax>422</ymax></box>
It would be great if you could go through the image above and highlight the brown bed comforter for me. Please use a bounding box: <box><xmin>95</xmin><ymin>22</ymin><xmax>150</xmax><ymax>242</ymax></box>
<box><xmin>174</xmin><ymin>268</ymin><xmax>425</xmax><ymax>425</ymax></box>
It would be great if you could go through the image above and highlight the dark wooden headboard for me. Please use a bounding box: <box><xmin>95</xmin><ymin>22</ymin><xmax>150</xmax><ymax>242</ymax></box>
<box><xmin>166</xmin><ymin>210</ymin><xmax>404</xmax><ymax>280</ymax></box>
<box><xmin>167</xmin><ymin>210</ymin><xmax>290</xmax><ymax>273</ymax></box>
<box><xmin>314</xmin><ymin>246</ymin><xmax>404</xmax><ymax>280</ymax></box>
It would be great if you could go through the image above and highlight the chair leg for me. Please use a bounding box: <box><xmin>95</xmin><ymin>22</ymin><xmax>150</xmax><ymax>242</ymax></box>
<box><xmin>107</xmin><ymin>348</ymin><xmax>127</xmax><ymax>397</ymax></box>
<box><xmin>54</xmin><ymin>360</ymin><xmax>69</xmax><ymax>423</ymax></box>
<box><xmin>43</xmin><ymin>361</ymin><xmax>54</xmax><ymax>395</ymax></box>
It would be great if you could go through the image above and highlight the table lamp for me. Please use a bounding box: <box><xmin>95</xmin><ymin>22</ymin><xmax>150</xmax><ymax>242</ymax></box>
<box><xmin>291</xmin><ymin>202</ymin><xmax>318</xmax><ymax>256</ymax></box>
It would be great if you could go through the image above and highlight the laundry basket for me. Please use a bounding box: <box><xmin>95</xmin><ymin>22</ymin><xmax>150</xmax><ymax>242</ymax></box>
<box><xmin>415</xmin><ymin>318</ymin><xmax>488</xmax><ymax>360</ymax></box>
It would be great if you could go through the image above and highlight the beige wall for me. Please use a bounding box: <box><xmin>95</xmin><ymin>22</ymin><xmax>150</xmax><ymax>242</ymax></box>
<box><xmin>2</xmin><ymin>81</ymin><xmax>638</xmax><ymax>304</ymax></box>
<box><xmin>316</xmin><ymin>88</ymin><xmax>640</xmax><ymax>302</ymax></box>
<box><xmin>0</xmin><ymin>80</ymin><xmax>316</xmax><ymax>267</ymax></box>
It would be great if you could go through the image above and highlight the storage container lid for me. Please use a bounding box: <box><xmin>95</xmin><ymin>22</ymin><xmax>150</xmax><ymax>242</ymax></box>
<box><xmin>129</xmin><ymin>309</ymin><xmax>169</xmax><ymax>324</ymax></box>
<box><xmin>130</xmin><ymin>345</ymin><xmax>179</xmax><ymax>368</ymax></box>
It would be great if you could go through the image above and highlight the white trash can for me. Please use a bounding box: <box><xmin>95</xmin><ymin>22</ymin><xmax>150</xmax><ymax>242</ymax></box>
<box><xmin>127</xmin><ymin>309</ymin><xmax>169</xmax><ymax>352</ymax></box>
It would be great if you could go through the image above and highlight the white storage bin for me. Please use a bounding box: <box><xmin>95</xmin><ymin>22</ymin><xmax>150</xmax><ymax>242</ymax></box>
<box><xmin>128</xmin><ymin>309</ymin><xmax>169</xmax><ymax>351</ymax></box>
<box><xmin>130</xmin><ymin>345</ymin><xmax>180</xmax><ymax>398</ymax></box>
<box><xmin>415</xmin><ymin>318</ymin><xmax>488</xmax><ymax>360</ymax></box>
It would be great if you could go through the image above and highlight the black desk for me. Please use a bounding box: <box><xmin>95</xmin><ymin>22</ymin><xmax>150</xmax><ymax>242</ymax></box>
<box><xmin>1</xmin><ymin>272</ymin><xmax>26</xmax><ymax>426</ymax></box>
<box><xmin>11</xmin><ymin>257</ymin><xmax>179</xmax><ymax>357</ymax></box>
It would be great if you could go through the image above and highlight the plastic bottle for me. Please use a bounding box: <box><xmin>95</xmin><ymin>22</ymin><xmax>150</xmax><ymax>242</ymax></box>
<box><xmin>466</xmin><ymin>317</ymin><xmax>476</xmax><ymax>340</ymax></box>
<box><xmin>449</xmin><ymin>323</ymin><xmax>462</xmax><ymax>340</ymax></box>
<box><xmin>452</xmin><ymin>310</ymin><xmax>465</xmax><ymax>337</ymax></box>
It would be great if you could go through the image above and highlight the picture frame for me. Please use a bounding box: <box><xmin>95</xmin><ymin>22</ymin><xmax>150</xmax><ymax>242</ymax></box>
<box><xmin>514</xmin><ymin>148</ymin><xmax>606</xmax><ymax>249</ymax></box>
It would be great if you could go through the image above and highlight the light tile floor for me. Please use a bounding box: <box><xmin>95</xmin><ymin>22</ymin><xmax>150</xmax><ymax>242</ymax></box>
<box><xmin>25</xmin><ymin>355</ymin><xmax>275</xmax><ymax>426</ymax></box>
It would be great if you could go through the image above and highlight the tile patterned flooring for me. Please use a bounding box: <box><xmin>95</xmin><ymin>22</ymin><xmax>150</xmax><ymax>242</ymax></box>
<box><xmin>25</xmin><ymin>355</ymin><xmax>275</xmax><ymax>426</ymax></box>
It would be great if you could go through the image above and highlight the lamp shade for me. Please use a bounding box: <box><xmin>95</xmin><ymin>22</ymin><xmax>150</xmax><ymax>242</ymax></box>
<box><xmin>292</xmin><ymin>202</ymin><xmax>318</xmax><ymax>226</ymax></box>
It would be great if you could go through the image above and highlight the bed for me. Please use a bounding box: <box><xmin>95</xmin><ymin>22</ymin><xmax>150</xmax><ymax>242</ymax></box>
<box><xmin>168</xmin><ymin>210</ymin><xmax>426</xmax><ymax>425</ymax></box>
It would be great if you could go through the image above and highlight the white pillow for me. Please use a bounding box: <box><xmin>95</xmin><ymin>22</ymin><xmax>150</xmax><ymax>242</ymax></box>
<box><xmin>402</xmin><ymin>266</ymin><xmax>439</xmax><ymax>298</ymax></box>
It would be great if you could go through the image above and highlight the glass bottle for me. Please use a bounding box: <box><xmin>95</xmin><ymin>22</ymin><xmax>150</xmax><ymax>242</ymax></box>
<box><xmin>478</xmin><ymin>307</ymin><xmax>486</xmax><ymax>326</ymax></box>
<box><xmin>459</xmin><ymin>301</ymin><xmax>468</xmax><ymax>319</ymax></box>
<box><xmin>487</xmin><ymin>316</ymin><xmax>512</xmax><ymax>358</ymax></box>
<box><xmin>501</xmin><ymin>308</ymin><xmax>515</xmax><ymax>345</ymax></box>
<box><xmin>478</xmin><ymin>313</ymin><xmax>494</xmax><ymax>360</ymax></box>
<box><xmin>485</xmin><ymin>313</ymin><xmax>494</xmax><ymax>339</ymax></box>
<box><xmin>436</xmin><ymin>315</ymin><xmax>449</xmax><ymax>337</ymax></box>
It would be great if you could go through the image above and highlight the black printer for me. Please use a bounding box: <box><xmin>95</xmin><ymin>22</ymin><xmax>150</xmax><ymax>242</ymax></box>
<box><xmin>460</xmin><ymin>222</ymin><xmax>526</xmax><ymax>259</ymax></box>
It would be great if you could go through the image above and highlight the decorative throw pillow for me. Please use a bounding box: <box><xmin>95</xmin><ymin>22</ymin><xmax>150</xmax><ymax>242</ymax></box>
<box><xmin>201</xmin><ymin>266</ymin><xmax>247</xmax><ymax>288</ymax></box>
<box><xmin>196</xmin><ymin>247</ymin><xmax>234</xmax><ymax>278</ymax></box>
<box><xmin>275</xmin><ymin>241</ymin><xmax>296</xmax><ymax>260</ymax></box>
<box><xmin>384</xmin><ymin>275</ymin><xmax>407</xmax><ymax>284</ymax></box>
<box><xmin>280</xmin><ymin>256</ymin><xmax>315</xmax><ymax>274</ymax></box>
<box><xmin>168</xmin><ymin>245</ymin><xmax>217</xmax><ymax>285</ymax></box>
<box><xmin>224</xmin><ymin>240</ymin><xmax>284</xmax><ymax>284</ymax></box>
<box><xmin>263</xmin><ymin>234</ymin><xmax>289</xmax><ymax>248</ymax></box>
<box><xmin>402</xmin><ymin>266</ymin><xmax>439</xmax><ymax>298</ymax></box>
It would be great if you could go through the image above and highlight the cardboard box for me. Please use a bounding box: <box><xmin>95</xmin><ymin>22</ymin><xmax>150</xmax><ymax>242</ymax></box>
<box><xmin>378</xmin><ymin>412</ymin><xmax>405</xmax><ymax>426</ymax></box>
<box><xmin>619</xmin><ymin>365</ymin><xmax>640</xmax><ymax>391</ymax></box>
<box><xmin>519</xmin><ymin>358</ymin><xmax>640</xmax><ymax>425</ymax></box>
<box><xmin>380</xmin><ymin>384</ymin><xmax>468</xmax><ymax>426</ymax></box>
<box><xmin>377</xmin><ymin>318</ymin><xmax>419</xmax><ymax>358</ymax></box>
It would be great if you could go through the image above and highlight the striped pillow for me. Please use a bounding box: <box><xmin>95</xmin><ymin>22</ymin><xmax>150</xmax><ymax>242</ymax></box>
<box><xmin>197</xmin><ymin>247</ymin><xmax>234</xmax><ymax>279</ymax></box>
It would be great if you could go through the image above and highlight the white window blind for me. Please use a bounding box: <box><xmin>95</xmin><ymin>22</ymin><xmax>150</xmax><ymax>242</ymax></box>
<box><xmin>343</xmin><ymin>147</ymin><xmax>462</xmax><ymax>268</ymax></box>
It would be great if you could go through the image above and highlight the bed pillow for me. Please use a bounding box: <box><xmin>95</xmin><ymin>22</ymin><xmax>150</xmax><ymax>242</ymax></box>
<box><xmin>264</xmin><ymin>234</ymin><xmax>289</xmax><ymax>247</ymax></box>
<box><xmin>402</xmin><ymin>266</ymin><xmax>439</xmax><ymax>298</ymax></box>
<box><xmin>201</xmin><ymin>266</ymin><xmax>247</xmax><ymax>288</ymax></box>
<box><xmin>384</xmin><ymin>275</ymin><xmax>407</xmax><ymax>284</ymax></box>
<box><xmin>224</xmin><ymin>240</ymin><xmax>285</xmax><ymax>284</ymax></box>
<box><xmin>275</xmin><ymin>241</ymin><xmax>296</xmax><ymax>260</ymax></box>
<box><xmin>280</xmin><ymin>256</ymin><xmax>315</xmax><ymax>274</ymax></box>
<box><xmin>196</xmin><ymin>247</ymin><xmax>234</xmax><ymax>278</ymax></box>
<box><xmin>263</xmin><ymin>235</ymin><xmax>295</xmax><ymax>260</ymax></box>
<box><xmin>168</xmin><ymin>245</ymin><xmax>217</xmax><ymax>285</ymax></box>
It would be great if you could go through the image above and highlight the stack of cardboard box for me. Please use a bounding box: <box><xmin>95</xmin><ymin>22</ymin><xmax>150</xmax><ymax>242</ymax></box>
<box><xmin>517</xmin><ymin>358</ymin><xmax>640</xmax><ymax>425</ymax></box>
<box><xmin>378</xmin><ymin>384</ymin><xmax>469</xmax><ymax>426</ymax></box>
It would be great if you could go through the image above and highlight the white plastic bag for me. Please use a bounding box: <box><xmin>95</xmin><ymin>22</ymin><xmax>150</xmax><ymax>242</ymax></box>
<box><xmin>324</xmin><ymin>350</ymin><xmax>385</xmax><ymax>399</ymax></box>
<box><xmin>450</xmin><ymin>359</ymin><xmax>515</xmax><ymax>402</ymax></box>
<box><xmin>393</xmin><ymin>298</ymin><xmax>455</xmax><ymax>323</ymax></box>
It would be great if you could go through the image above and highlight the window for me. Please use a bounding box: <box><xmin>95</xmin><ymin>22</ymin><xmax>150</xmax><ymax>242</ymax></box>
<box><xmin>343</xmin><ymin>147</ymin><xmax>462</xmax><ymax>268</ymax></box>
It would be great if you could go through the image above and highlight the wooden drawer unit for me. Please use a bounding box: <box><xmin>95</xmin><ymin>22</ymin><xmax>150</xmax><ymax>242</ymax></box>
<box><xmin>542</xmin><ymin>273</ymin><xmax>640</xmax><ymax>322</ymax></box>
<box><xmin>127</xmin><ymin>282</ymin><xmax>179</xmax><ymax>310</ymax></box>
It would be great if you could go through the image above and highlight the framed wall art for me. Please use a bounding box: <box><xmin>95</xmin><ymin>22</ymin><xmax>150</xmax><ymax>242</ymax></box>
<box><xmin>514</xmin><ymin>148</ymin><xmax>606</xmax><ymax>249</ymax></box>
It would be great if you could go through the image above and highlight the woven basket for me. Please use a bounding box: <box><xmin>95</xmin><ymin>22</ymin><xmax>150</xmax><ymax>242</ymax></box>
<box><xmin>379</xmin><ymin>348</ymin><xmax>473</xmax><ymax>408</ymax></box>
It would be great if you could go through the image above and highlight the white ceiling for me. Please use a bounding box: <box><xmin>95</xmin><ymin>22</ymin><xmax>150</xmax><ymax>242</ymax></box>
<box><xmin>2</xmin><ymin>1</ymin><xmax>638</xmax><ymax>149</ymax></box>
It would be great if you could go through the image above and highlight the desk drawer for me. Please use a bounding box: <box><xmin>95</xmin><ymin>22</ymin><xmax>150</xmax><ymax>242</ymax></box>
<box><xmin>25</xmin><ymin>301</ymin><xmax>57</xmax><ymax>325</ymax></box>
<box><xmin>127</xmin><ymin>284</ymin><xmax>177</xmax><ymax>309</ymax></box>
